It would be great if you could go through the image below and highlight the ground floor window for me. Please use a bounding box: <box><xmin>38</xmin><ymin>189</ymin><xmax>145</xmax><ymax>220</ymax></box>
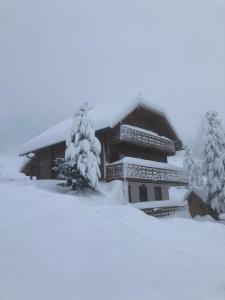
<box><xmin>139</xmin><ymin>184</ymin><xmax>148</xmax><ymax>202</ymax></box>
<box><xmin>154</xmin><ymin>186</ymin><xmax>162</xmax><ymax>201</ymax></box>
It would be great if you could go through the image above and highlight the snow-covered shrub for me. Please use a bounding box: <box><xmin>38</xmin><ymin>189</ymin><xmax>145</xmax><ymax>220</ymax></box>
<box><xmin>202</xmin><ymin>111</ymin><xmax>225</xmax><ymax>213</ymax></box>
<box><xmin>54</xmin><ymin>103</ymin><xmax>101</xmax><ymax>192</ymax></box>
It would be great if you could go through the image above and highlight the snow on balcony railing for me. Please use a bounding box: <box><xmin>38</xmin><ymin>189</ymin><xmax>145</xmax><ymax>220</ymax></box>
<box><xmin>106</xmin><ymin>157</ymin><xmax>188</xmax><ymax>185</ymax></box>
<box><xmin>112</xmin><ymin>125</ymin><xmax>176</xmax><ymax>154</ymax></box>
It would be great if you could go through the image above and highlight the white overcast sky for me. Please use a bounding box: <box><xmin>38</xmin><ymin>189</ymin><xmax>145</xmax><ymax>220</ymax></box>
<box><xmin>0</xmin><ymin>0</ymin><xmax>225</xmax><ymax>153</ymax></box>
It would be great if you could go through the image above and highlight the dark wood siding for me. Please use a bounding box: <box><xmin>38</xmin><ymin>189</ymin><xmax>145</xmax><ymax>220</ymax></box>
<box><xmin>37</xmin><ymin>148</ymin><xmax>53</xmax><ymax>179</ymax></box>
<box><xmin>108</xmin><ymin>143</ymin><xmax>167</xmax><ymax>163</ymax></box>
<box><xmin>52</xmin><ymin>143</ymin><xmax>66</xmax><ymax>159</ymax></box>
<box><xmin>187</xmin><ymin>192</ymin><xmax>218</xmax><ymax>220</ymax></box>
<box><xmin>118</xmin><ymin>106</ymin><xmax>177</xmax><ymax>141</ymax></box>
<box><xmin>35</xmin><ymin>139</ymin><xmax>105</xmax><ymax>180</ymax></box>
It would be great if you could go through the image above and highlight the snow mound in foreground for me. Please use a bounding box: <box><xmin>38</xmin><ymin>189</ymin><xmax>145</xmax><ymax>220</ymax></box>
<box><xmin>0</xmin><ymin>180</ymin><xmax>225</xmax><ymax>300</ymax></box>
<box><xmin>0</xmin><ymin>156</ymin><xmax>26</xmax><ymax>180</ymax></box>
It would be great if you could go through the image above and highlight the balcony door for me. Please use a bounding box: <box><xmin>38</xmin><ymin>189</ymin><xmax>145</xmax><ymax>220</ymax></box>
<box><xmin>154</xmin><ymin>186</ymin><xmax>162</xmax><ymax>201</ymax></box>
<box><xmin>139</xmin><ymin>184</ymin><xmax>148</xmax><ymax>202</ymax></box>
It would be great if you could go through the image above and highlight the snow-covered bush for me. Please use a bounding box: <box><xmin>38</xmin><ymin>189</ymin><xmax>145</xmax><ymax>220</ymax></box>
<box><xmin>202</xmin><ymin>111</ymin><xmax>225</xmax><ymax>213</ymax></box>
<box><xmin>54</xmin><ymin>103</ymin><xmax>101</xmax><ymax>192</ymax></box>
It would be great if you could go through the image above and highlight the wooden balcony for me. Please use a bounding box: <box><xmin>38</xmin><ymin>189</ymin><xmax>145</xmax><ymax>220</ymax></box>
<box><xmin>106</xmin><ymin>158</ymin><xmax>188</xmax><ymax>185</ymax></box>
<box><xmin>111</xmin><ymin>125</ymin><xmax>176</xmax><ymax>154</ymax></box>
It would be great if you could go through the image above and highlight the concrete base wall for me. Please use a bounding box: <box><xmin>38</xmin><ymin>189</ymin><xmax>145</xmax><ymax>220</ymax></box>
<box><xmin>128</xmin><ymin>181</ymin><xmax>169</xmax><ymax>203</ymax></box>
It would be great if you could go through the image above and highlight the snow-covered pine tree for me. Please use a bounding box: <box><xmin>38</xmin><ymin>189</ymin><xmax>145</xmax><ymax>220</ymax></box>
<box><xmin>195</xmin><ymin>161</ymin><xmax>204</xmax><ymax>187</ymax></box>
<box><xmin>54</xmin><ymin>102</ymin><xmax>101</xmax><ymax>192</ymax></box>
<box><xmin>183</xmin><ymin>144</ymin><xmax>196</xmax><ymax>187</ymax></box>
<box><xmin>202</xmin><ymin>111</ymin><xmax>225</xmax><ymax>213</ymax></box>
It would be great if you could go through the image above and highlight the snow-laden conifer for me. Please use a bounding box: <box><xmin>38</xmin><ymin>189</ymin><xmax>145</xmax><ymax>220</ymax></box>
<box><xmin>195</xmin><ymin>161</ymin><xmax>204</xmax><ymax>187</ymax></box>
<box><xmin>184</xmin><ymin>144</ymin><xmax>197</xmax><ymax>187</ymax></box>
<box><xmin>54</xmin><ymin>102</ymin><xmax>101</xmax><ymax>192</ymax></box>
<box><xmin>202</xmin><ymin>111</ymin><xmax>225</xmax><ymax>213</ymax></box>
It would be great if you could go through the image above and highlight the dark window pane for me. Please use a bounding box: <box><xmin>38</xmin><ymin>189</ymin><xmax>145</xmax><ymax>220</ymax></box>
<box><xmin>154</xmin><ymin>187</ymin><xmax>162</xmax><ymax>201</ymax></box>
<box><xmin>139</xmin><ymin>184</ymin><xmax>148</xmax><ymax>202</ymax></box>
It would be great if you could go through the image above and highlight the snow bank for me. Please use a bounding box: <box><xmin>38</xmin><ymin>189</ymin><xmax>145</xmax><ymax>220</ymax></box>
<box><xmin>0</xmin><ymin>156</ymin><xmax>26</xmax><ymax>180</ymax></box>
<box><xmin>169</xmin><ymin>186</ymin><xmax>188</xmax><ymax>201</ymax></box>
<box><xmin>219</xmin><ymin>213</ymin><xmax>225</xmax><ymax>220</ymax></box>
<box><xmin>32</xmin><ymin>179</ymin><xmax>126</xmax><ymax>205</ymax></box>
<box><xmin>0</xmin><ymin>180</ymin><xmax>225</xmax><ymax>300</ymax></box>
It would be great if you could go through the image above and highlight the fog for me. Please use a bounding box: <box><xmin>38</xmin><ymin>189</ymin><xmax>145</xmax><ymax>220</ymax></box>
<box><xmin>0</xmin><ymin>0</ymin><xmax>225</xmax><ymax>154</ymax></box>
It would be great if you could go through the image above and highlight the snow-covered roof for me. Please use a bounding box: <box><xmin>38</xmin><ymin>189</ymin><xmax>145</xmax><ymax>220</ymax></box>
<box><xmin>20</xmin><ymin>118</ymin><xmax>73</xmax><ymax>155</ymax></box>
<box><xmin>108</xmin><ymin>157</ymin><xmax>185</xmax><ymax>172</ymax></box>
<box><xmin>184</xmin><ymin>188</ymin><xmax>207</xmax><ymax>203</ymax></box>
<box><xmin>20</xmin><ymin>96</ymin><xmax>180</xmax><ymax>155</ymax></box>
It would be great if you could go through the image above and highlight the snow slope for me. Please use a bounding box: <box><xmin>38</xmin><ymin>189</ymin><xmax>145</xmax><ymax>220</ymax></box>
<box><xmin>0</xmin><ymin>179</ymin><xmax>225</xmax><ymax>300</ymax></box>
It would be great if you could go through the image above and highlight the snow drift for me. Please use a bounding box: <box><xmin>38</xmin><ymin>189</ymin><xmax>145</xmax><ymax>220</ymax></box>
<box><xmin>0</xmin><ymin>179</ymin><xmax>225</xmax><ymax>300</ymax></box>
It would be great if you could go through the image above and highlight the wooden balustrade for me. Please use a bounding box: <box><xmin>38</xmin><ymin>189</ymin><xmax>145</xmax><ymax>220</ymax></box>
<box><xmin>106</xmin><ymin>162</ymin><xmax>188</xmax><ymax>185</ymax></box>
<box><xmin>112</xmin><ymin>125</ymin><xmax>176</xmax><ymax>154</ymax></box>
<box><xmin>141</xmin><ymin>206</ymin><xmax>179</xmax><ymax>217</ymax></box>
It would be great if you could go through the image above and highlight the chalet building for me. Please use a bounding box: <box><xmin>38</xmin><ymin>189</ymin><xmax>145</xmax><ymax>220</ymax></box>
<box><xmin>20</xmin><ymin>97</ymin><xmax>188</xmax><ymax>203</ymax></box>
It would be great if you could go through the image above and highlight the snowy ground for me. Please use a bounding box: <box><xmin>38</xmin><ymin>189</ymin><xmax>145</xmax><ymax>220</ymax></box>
<box><xmin>0</xmin><ymin>157</ymin><xmax>225</xmax><ymax>300</ymax></box>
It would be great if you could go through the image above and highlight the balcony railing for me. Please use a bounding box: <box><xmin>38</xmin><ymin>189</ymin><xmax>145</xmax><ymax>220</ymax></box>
<box><xmin>112</xmin><ymin>125</ymin><xmax>176</xmax><ymax>154</ymax></box>
<box><xmin>106</xmin><ymin>161</ymin><xmax>188</xmax><ymax>185</ymax></box>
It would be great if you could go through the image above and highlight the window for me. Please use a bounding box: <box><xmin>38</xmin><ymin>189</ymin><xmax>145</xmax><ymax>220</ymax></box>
<box><xmin>154</xmin><ymin>186</ymin><xmax>162</xmax><ymax>201</ymax></box>
<box><xmin>139</xmin><ymin>184</ymin><xmax>148</xmax><ymax>202</ymax></box>
<box><xmin>128</xmin><ymin>185</ymin><xmax>132</xmax><ymax>203</ymax></box>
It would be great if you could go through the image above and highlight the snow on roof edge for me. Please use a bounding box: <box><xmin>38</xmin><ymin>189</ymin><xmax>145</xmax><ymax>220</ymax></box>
<box><xmin>184</xmin><ymin>187</ymin><xmax>207</xmax><ymax>203</ymax></box>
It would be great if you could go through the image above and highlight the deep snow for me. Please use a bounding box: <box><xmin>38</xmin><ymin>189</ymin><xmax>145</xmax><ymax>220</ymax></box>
<box><xmin>0</xmin><ymin>157</ymin><xmax>225</xmax><ymax>300</ymax></box>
